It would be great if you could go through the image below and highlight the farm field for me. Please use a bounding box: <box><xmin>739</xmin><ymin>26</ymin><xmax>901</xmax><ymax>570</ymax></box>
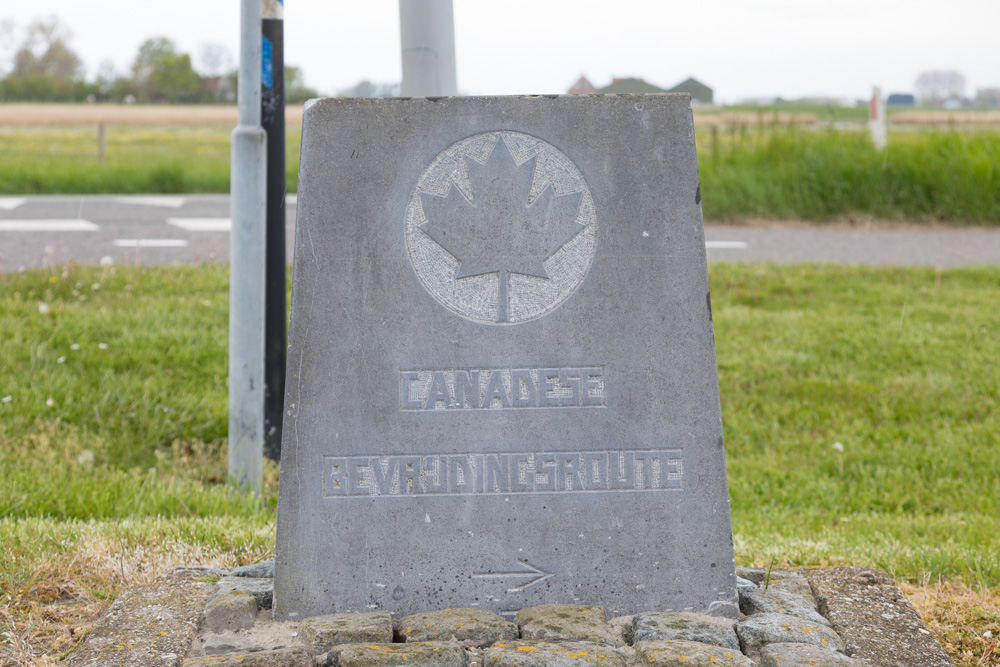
<box><xmin>1</xmin><ymin>262</ymin><xmax>998</xmax><ymax>664</ymax></box>
<box><xmin>1</xmin><ymin>103</ymin><xmax>999</xmax><ymax>225</ymax></box>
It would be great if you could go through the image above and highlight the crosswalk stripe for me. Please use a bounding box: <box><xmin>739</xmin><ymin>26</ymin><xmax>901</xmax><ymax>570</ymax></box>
<box><xmin>167</xmin><ymin>218</ymin><xmax>231</xmax><ymax>231</ymax></box>
<box><xmin>706</xmin><ymin>241</ymin><xmax>749</xmax><ymax>249</ymax></box>
<box><xmin>0</xmin><ymin>197</ymin><xmax>28</xmax><ymax>211</ymax></box>
<box><xmin>115</xmin><ymin>196</ymin><xmax>186</xmax><ymax>209</ymax></box>
<box><xmin>0</xmin><ymin>219</ymin><xmax>99</xmax><ymax>231</ymax></box>
<box><xmin>112</xmin><ymin>239</ymin><xmax>189</xmax><ymax>248</ymax></box>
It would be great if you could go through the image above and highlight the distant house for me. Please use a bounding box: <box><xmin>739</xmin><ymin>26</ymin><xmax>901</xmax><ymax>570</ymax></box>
<box><xmin>666</xmin><ymin>77</ymin><xmax>713</xmax><ymax>104</ymax></box>
<box><xmin>591</xmin><ymin>76</ymin><xmax>713</xmax><ymax>103</ymax></box>
<box><xmin>568</xmin><ymin>76</ymin><xmax>600</xmax><ymax>95</ymax></box>
<box><xmin>599</xmin><ymin>77</ymin><xmax>668</xmax><ymax>94</ymax></box>
<box><xmin>887</xmin><ymin>93</ymin><xmax>916</xmax><ymax>106</ymax></box>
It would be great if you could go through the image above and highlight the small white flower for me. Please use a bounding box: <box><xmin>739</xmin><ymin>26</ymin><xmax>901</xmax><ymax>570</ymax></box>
<box><xmin>1</xmin><ymin>396</ymin><xmax>11</xmax><ymax>404</ymax></box>
<box><xmin>100</xmin><ymin>256</ymin><xmax>113</xmax><ymax>268</ymax></box>
<box><xmin>98</xmin><ymin>343</ymin><xmax>108</xmax><ymax>350</ymax></box>
<box><xmin>203</xmin><ymin>300</ymin><xmax>211</xmax><ymax>306</ymax></box>
<box><xmin>57</xmin><ymin>356</ymin><xmax>66</xmax><ymax>364</ymax></box>
<box><xmin>832</xmin><ymin>442</ymin><xmax>844</xmax><ymax>453</ymax></box>
<box><xmin>78</xmin><ymin>294</ymin><xmax>87</xmax><ymax>301</ymax></box>
<box><xmin>77</xmin><ymin>450</ymin><xmax>95</xmax><ymax>466</ymax></box>
<box><xmin>162</xmin><ymin>407</ymin><xmax>170</xmax><ymax>413</ymax></box>
<box><xmin>92</xmin><ymin>283</ymin><xmax>101</xmax><ymax>291</ymax></box>
<box><xmin>985</xmin><ymin>630</ymin><xmax>994</xmax><ymax>638</ymax></box>
<box><xmin>46</xmin><ymin>398</ymin><xmax>55</xmax><ymax>407</ymax></box>
<box><xmin>38</xmin><ymin>302</ymin><xmax>50</xmax><ymax>315</ymax></box>
<box><xmin>70</xmin><ymin>344</ymin><xmax>80</xmax><ymax>350</ymax></box>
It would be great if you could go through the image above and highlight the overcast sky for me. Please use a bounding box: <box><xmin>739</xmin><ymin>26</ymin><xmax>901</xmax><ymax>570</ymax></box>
<box><xmin>2</xmin><ymin>0</ymin><xmax>998</xmax><ymax>103</ymax></box>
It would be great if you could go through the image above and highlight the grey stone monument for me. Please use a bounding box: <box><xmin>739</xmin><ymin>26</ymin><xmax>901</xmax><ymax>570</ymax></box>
<box><xmin>274</xmin><ymin>94</ymin><xmax>738</xmax><ymax>620</ymax></box>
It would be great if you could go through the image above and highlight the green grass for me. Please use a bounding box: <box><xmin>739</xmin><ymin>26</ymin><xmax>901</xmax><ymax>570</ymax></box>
<box><xmin>0</xmin><ymin>262</ymin><xmax>998</xmax><ymax>596</ymax></box>
<box><xmin>697</xmin><ymin>127</ymin><xmax>1000</xmax><ymax>223</ymax></box>
<box><xmin>0</xmin><ymin>124</ymin><xmax>301</xmax><ymax>194</ymax></box>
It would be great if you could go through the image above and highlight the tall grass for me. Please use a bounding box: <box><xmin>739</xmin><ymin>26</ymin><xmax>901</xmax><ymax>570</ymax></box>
<box><xmin>0</xmin><ymin>125</ymin><xmax>300</xmax><ymax>194</ymax></box>
<box><xmin>1</xmin><ymin>122</ymin><xmax>998</xmax><ymax>224</ymax></box>
<box><xmin>699</xmin><ymin>127</ymin><xmax>1000</xmax><ymax>223</ymax></box>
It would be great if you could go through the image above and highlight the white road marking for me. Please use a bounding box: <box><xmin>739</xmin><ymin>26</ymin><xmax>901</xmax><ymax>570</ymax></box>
<box><xmin>0</xmin><ymin>219</ymin><xmax>99</xmax><ymax>231</ymax></box>
<box><xmin>115</xmin><ymin>196</ymin><xmax>186</xmax><ymax>208</ymax></box>
<box><xmin>112</xmin><ymin>239</ymin><xmax>189</xmax><ymax>248</ymax></box>
<box><xmin>706</xmin><ymin>241</ymin><xmax>749</xmax><ymax>249</ymax></box>
<box><xmin>167</xmin><ymin>218</ymin><xmax>231</xmax><ymax>231</ymax></box>
<box><xmin>286</xmin><ymin>194</ymin><xmax>297</xmax><ymax>205</ymax></box>
<box><xmin>0</xmin><ymin>197</ymin><xmax>28</xmax><ymax>211</ymax></box>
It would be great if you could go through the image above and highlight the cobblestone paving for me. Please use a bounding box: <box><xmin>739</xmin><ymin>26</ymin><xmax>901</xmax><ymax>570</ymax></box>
<box><xmin>71</xmin><ymin>564</ymin><xmax>954</xmax><ymax>667</ymax></box>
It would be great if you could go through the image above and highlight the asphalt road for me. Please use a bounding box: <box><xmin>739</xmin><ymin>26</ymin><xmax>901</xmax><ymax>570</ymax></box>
<box><xmin>1</xmin><ymin>195</ymin><xmax>998</xmax><ymax>271</ymax></box>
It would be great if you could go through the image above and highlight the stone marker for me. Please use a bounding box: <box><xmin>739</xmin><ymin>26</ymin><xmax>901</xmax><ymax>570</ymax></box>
<box><xmin>274</xmin><ymin>95</ymin><xmax>738</xmax><ymax>620</ymax></box>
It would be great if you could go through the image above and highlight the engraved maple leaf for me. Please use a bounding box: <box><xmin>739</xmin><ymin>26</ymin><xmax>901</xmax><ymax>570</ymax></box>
<box><xmin>419</xmin><ymin>136</ymin><xmax>584</xmax><ymax>322</ymax></box>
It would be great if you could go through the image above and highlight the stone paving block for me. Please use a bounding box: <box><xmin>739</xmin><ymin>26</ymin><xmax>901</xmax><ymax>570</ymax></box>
<box><xmin>231</xmin><ymin>561</ymin><xmax>276</xmax><ymax>578</ymax></box>
<box><xmin>736</xmin><ymin>568</ymin><xmax>813</xmax><ymax>599</ymax></box>
<box><xmin>805</xmin><ymin>567</ymin><xmax>954</xmax><ymax>666</ymax></box>
<box><xmin>739</xmin><ymin>587</ymin><xmax>831</xmax><ymax>627</ymax></box>
<box><xmin>395</xmin><ymin>607</ymin><xmax>518</xmax><ymax>647</ymax></box>
<box><xmin>324</xmin><ymin>641</ymin><xmax>468</xmax><ymax>666</ymax></box>
<box><xmin>297</xmin><ymin>612</ymin><xmax>393</xmax><ymax>653</ymax></box>
<box><xmin>633</xmin><ymin>639</ymin><xmax>752</xmax><ymax>666</ymax></box>
<box><xmin>736</xmin><ymin>576</ymin><xmax>757</xmax><ymax>595</ymax></box>
<box><xmin>67</xmin><ymin>570</ymin><xmax>215</xmax><ymax>667</ymax></box>
<box><xmin>632</xmin><ymin>611</ymin><xmax>740</xmax><ymax>651</ymax></box>
<box><xmin>759</xmin><ymin>642</ymin><xmax>863</xmax><ymax>666</ymax></box>
<box><xmin>607</xmin><ymin>615</ymin><xmax>634</xmax><ymax>647</ymax></box>
<box><xmin>516</xmin><ymin>604</ymin><xmax>615</xmax><ymax>646</ymax></box>
<box><xmin>483</xmin><ymin>640</ymin><xmax>627</xmax><ymax>667</ymax></box>
<box><xmin>736</xmin><ymin>613</ymin><xmax>845</xmax><ymax>658</ymax></box>
<box><xmin>182</xmin><ymin>647</ymin><xmax>312</xmax><ymax>666</ymax></box>
<box><xmin>217</xmin><ymin>576</ymin><xmax>274</xmax><ymax>610</ymax></box>
<box><xmin>205</xmin><ymin>590</ymin><xmax>259</xmax><ymax>633</ymax></box>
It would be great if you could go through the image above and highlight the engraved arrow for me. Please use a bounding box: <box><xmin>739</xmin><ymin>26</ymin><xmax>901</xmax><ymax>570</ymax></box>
<box><xmin>472</xmin><ymin>560</ymin><xmax>554</xmax><ymax>592</ymax></box>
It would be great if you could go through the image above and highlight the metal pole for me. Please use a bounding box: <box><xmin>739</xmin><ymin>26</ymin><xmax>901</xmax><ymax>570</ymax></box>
<box><xmin>229</xmin><ymin>0</ymin><xmax>268</xmax><ymax>492</ymax></box>
<box><xmin>869</xmin><ymin>85</ymin><xmax>887</xmax><ymax>150</ymax></box>
<box><xmin>399</xmin><ymin>0</ymin><xmax>457</xmax><ymax>96</ymax></box>
<box><xmin>262</xmin><ymin>0</ymin><xmax>286</xmax><ymax>462</ymax></box>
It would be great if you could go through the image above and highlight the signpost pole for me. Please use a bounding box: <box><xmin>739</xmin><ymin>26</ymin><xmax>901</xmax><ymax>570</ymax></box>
<box><xmin>229</xmin><ymin>0</ymin><xmax>267</xmax><ymax>492</ymax></box>
<box><xmin>262</xmin><ymin>0</ymin><xmax>286</xmax><ymax>462</ymax></box>
<box><xmin>869</xmin><ymin>85</ymin><xmax>888</xmax><ymax>150</ymax></box>
<box><xmin>398</xmin><ymin>0</ymin><xmax>457</xmax><ymax>96</ymax></box>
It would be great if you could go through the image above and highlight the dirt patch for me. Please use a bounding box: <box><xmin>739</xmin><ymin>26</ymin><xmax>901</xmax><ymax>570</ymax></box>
<box><xmin>0</xmin><ymin>104</ymin><xmax>305</xmax><ymax>126</ymax></box>
<box><xmin>900</xmin><ymin>581</ymin><xmax>1000</xmax><ymax>667</ymax></box>
<box><xmin>891</xmin><ymin>111</ymin><xmax>1000</xmax><ymax>125</ymax></box>
<box><xmin>694</xmin><ymin>112</ymin><xmax>819</xmax><ymax>126</ymax></box>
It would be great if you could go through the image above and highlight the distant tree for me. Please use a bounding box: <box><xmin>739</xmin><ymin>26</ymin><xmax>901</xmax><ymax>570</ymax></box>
<box><xmin>197</xmin><ymin>43</ymin><xmax>232</xmax><ymax>77</ymax></box>
<box><xmin>131</xmin><ymin>37</ymin><xmax>201</xmax><ymax>103</ymax></box>
<box><xmin>0</xmin><ymin>19</ymin><xmax>15</xmax><ymax>76</ymax></box>
<box><xmin>915</xmin><ymin>70</ymin><xmax>966</xmax><ymax>104</ymax></box>
<box><xmin>285</xmin><ymin>65</ymin><xmax>321</xmax><ymax>103</ymax></box>
<box><xmin>0</xmin><ymin>16</ymin><xmax>94</xmax><ymax>101</ymax></box>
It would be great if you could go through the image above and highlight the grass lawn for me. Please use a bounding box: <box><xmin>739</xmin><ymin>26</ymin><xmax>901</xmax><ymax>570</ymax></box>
<box><xmin>1</xmin><ymin>261</ymin><xmax>998</xmax><ymax>664</ymax></box>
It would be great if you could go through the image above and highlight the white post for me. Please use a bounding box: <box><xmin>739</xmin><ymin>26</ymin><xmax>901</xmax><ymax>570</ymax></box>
<box><xmin>869</xmin><ymin>85</ymin><xmax>887</xmax><ymax>150</ymax></box>
<box><xmin>399</xmin><ymin>0</ymin><xmax>457</xmax><ymax>96</ymax></box>
<box><xmin>229</xmin><ymin>0</ymin><xmax>268</xmax><ymax>492</ymax></box>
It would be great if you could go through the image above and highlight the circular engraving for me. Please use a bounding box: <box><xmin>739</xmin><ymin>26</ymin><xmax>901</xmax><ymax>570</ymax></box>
<box><xmin>405</xmin><ymin>131</ymin><xmax>597</xmax><ymax>324</ymax></box>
